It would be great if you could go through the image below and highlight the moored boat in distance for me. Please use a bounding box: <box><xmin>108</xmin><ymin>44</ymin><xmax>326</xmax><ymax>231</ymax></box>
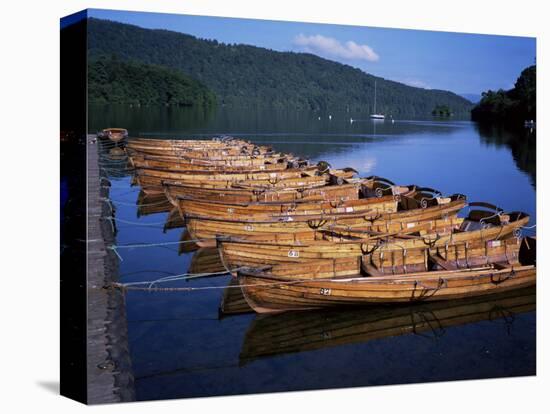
<box><xmin>97</xmin><ymin>127</ymin><xmax>128</xmax><ymax>143</ymax></box>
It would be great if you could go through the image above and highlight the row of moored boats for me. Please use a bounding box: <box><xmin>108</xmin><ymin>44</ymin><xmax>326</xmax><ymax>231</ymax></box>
<box><xmin>121</xmin><ymin>135</ymin><xmax>536</xmax><ymax>313</ymax></box>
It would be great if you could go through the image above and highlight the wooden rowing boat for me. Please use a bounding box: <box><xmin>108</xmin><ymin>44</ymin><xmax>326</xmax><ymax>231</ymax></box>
<box><xmin>238</xmin><ymin>286</ymin><xmax>535</xmax><ymax>362</ymax></box>
<box><xmin>185</xmin><ymin>194</ymin><xmax>466</xmax><ymax>246</ymax></box>
<box><xmin>176</xmin><ymin>194</ymin><xmax>400</xmax><ymax>221</ymax></box>
<box><xmin>129</xmin><ymin>155</ymin><xmax>294</xmax><ymax>173</ymax></box>
<box><xmin>237</xmin><ymin>237</ymin><xmax>536</xmax><ymax>312</ymax></box>
<box><xmin>97</xmin><ymin>128</ymin><xmax>128</xmax><ymax>143</ymax></box>
<box><xmin>136</xmin><ymin>169</ymin><xmax>352</xmax><ymax>194</ymax></box>
<box><xmin>174</xmin><ymin>176</ymin><xmax>417</xmax><ymax>218</ymax></box>
<box><xmin>163</xmin><ymin>178</ymin><xmax>365</xmax><ymax>206</ymax></box>
<box><xmin>218</xmin><ymin>207</ymin><xmax>527</xmax><ymax>270</ymax></box>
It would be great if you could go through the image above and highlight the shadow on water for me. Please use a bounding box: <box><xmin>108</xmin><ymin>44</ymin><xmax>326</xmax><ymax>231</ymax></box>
<box><xmin>474</xmin><ymin>122</ymin><xmax>536</xmax><ymax>189</ymax></box>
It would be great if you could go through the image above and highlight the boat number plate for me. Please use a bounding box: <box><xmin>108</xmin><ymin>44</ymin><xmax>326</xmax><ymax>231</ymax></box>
<box><xmin>288</xmin><ymin>250</ymin><xmax>300</xmax><ymax>258</ymax></box>
<box><xmin>244</xmin><ymin>225</ymin><xmax>254</xmax><ymax>231</ymax></box>
<box><xmin>227</xmin><ymin>208</ymin><xmax>234</xmax><ymax>214</ymax></box>
<box><xmin>320</xmin><ymin>288</ymin><xmax>332</xmax><ymax>296</ymax></box>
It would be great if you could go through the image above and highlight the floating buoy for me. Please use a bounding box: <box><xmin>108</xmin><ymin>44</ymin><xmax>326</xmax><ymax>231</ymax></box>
<box><xmin>318</xmin><ymin>116</ymin><xmax>321</xmax><ymax>120</ymax></box>
<box><xmin>329</xmin><ymin>115</ymin><xmax>332</xmax><ymax>120</ymax></box>
<box><xmin>350</xmin><ymin>118</ymin><xmax>354</xmax><ymax>123</ymax></box>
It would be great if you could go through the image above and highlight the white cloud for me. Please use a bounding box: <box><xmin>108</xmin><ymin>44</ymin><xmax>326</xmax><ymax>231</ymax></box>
<box><xmin>400</xmin><ymin>78</ymin><xmax>431</xmax><ymax>89</ymax></box>
<box><xmin>293</xmin><ymin>34</ymin><xmax>379</xmax><ymax>62</ymax></box>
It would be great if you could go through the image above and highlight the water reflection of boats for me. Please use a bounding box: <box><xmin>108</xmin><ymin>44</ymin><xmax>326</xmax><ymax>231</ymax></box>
<box><xmin>220</xmin><ymin>278</ymin><xmax>253</xmax><ymax>316</ymax></box>
<box><xmin>164</xmin><ymin>208</ymin><xmax>185</xmax><ymax>232</ymax></box>
<box><xmin>136</xmin><ymin>191</ymin><xmax>172</xmax><ymax>218</ymax></box>
<box><xmin>177</xmin><ymin>229</ymin><xmax>199</xmax><ymax>254</ymax></box>
<box><xmin>188</xmin><ymin>247</ymin><xmax>225</xmax><ymax>274</ymax></box>
<box><xmin>239</xmin><ymin>286</ymin><xmax>535</xmax><ymax>364</ymax></box>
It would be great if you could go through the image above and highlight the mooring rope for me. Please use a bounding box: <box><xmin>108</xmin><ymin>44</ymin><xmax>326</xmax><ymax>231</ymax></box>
<box><xmin>101</xmin><ymin>196</ymin><xmax>170</xmax><ymax>208</ymax></box>
<box><xmin>109</xmin><ymin>238</ymin><xmax>211</xmax><ymax>249</ymax></box>
<box><xmin>103</xmin><ymin>216</ymin><xmax>179</xmax><ymax>226</ymax></box>
<box><xmin>117</xmin><ymin>268</ymin><xmax>236</xmax><ymax>289</ymax></box>
<box><xmin>111</xmin><ymin>276</ymin><xmax>310</xmax><ymax>293</ymax></box>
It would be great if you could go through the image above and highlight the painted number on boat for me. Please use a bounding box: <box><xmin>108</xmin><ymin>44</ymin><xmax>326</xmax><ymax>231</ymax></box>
<box><xmin>288</xmin><ymin>250</ymin><xmax>300</xmax><ymax>258</ymax></box>
<box><xmin>244</xmin><ymin>225</ymin><xmax>254</xmax><ymax>231</ymax></box>
<box><xmin>227</xmin><ymin>208</ymin><xmax>234</xmax><ymax>214</ymax></box>
<box><xmin>320</xmin><ymin>288</ymin><xmax>332</xmax><ymax>296</ymax></box>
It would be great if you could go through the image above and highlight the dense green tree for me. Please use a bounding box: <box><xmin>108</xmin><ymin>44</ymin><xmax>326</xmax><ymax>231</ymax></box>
<box><xmin>87</xmin><ymin>18</ymin><xmax>473</xmax><ymax>116</ymax></box>
<box><xmin>471</xmin><ymin>65</ymin><xmax>536</xmax><ymax>124</ymax></box>
<box><xmin>88</xmin><ymin>56</ymin><xmax>216</xmax><ymax>107</ymax></box>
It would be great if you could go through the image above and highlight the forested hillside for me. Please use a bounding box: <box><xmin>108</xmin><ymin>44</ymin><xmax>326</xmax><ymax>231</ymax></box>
<box><xmin>88</xmin><ymin>56</ymin><xmax>216</xmax><ymax>107</ymax></box>
<box><xmin>88</xmin><ymin>18</ymin><xmax>473</xmax><ymax>115</ymax></box>
<box><xmin>471</xmin><ymin>65</ymin><xmax>536</xmax><ymax>124</ymax></box>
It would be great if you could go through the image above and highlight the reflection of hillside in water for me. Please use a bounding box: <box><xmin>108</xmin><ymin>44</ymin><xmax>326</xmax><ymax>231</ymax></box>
<box><xmin>89</xmin><ymin>105</ymin><xmax>462</xmax><ymax>160</ymax></box>
<box><xmin>240</xmin><ymin>287</ymin><xmax>535</xmax><ymax>364</ymax></box>
<box><xmin>475</xmin><ymin>123</ymin><xmax>536</xmax><ymax>188</ymax></box>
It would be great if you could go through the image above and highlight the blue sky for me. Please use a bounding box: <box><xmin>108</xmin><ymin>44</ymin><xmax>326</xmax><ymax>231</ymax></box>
<box><xmin>86</xmin><ymin>9</ymin><xmax>535</xmax><ymax>96</ymax></box>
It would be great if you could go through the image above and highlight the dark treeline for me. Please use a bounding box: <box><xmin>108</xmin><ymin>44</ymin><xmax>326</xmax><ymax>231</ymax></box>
<box><xmin>471</xmin><ymin>65</ymin><xmax>536</xmax><ymax>124</ymax></box>
<box><xmin>88</xmin><ymin>56</ymin><xmax>217</xmax><ymax>107</ymax></box>
<box><xmin>87</xmin><ymin>18</ymin><xmax>473</xmax><ymax>116</ymax></box>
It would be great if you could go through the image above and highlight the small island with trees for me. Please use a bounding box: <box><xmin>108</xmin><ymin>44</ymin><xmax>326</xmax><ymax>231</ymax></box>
<box><xmin>432</xmin><ymin>105</ymin><xmax>452</xmax><ymax>117</ymax></box>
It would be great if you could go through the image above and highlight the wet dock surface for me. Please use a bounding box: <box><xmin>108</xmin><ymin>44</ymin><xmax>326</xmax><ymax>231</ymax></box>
<box><xmin>86</xmin><ymin>137</ymin><xmax>134</xmax><ymax>404</ymax></box>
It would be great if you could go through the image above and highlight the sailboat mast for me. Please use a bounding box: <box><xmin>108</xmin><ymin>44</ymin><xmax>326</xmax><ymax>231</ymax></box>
<box><xmin>374</xmin><ymin>80</ymin><xmax>377</xmax><ymax>114</ymax></box>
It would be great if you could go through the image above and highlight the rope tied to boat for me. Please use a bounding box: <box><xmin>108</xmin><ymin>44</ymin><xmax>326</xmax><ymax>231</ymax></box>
<box><xmin>107</xmin><ymin>237</ymin><xmax>217</xmax><ymax>261</ymax></box>
<box><xmin>110</xmin><ymin>276</ymin><xmax>313</xmax><ymax>293</ymax></box>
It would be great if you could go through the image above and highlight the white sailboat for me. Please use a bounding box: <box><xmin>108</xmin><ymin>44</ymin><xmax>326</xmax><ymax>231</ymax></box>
<box><xmin>370</xmin><ymin>80</ymin><xmax>385</xmax><ymax>120</ymax></box>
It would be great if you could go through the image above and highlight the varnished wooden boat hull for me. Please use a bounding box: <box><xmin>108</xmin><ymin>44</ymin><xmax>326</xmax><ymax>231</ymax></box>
<box><xmin>164</xmin><ymin>181</ymin><xmax>364</xmax><ymax>206</ymax></box>
<box><xmin>238</xmin><ymin>264</ymin><xmax>536</xmax><ymax>313</ymax></box>
<box><xmin>130</xmin><ymin>156</ymin><xmax>292</xmax><ymax>173</ymax></box>
<box><xmin>218</xmin><ymin>211</ymin><xmax>528</xmax><ymax>270</ymax></box>
<box><xmin>186</xmin><ymin>199</ymin><xmax>466</xmax><ymax>246</ymax></box>
<box><xmin>177</xmin><ymin>195</ymin><xmax>398</xmax><ymax>221</ymax></box>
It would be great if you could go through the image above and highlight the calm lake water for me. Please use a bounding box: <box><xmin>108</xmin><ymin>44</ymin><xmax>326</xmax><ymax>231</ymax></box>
<box><xmin>91</xmin><ymin>105</ymin><xmax>536</xmax><ymax>401</ymax></box>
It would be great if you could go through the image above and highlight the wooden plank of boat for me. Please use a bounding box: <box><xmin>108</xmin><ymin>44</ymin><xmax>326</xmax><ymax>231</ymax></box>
<box><xmin>239</xmin><ymin>286</ymin><xmax>535</xmax><ymax>362</ymax></box>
